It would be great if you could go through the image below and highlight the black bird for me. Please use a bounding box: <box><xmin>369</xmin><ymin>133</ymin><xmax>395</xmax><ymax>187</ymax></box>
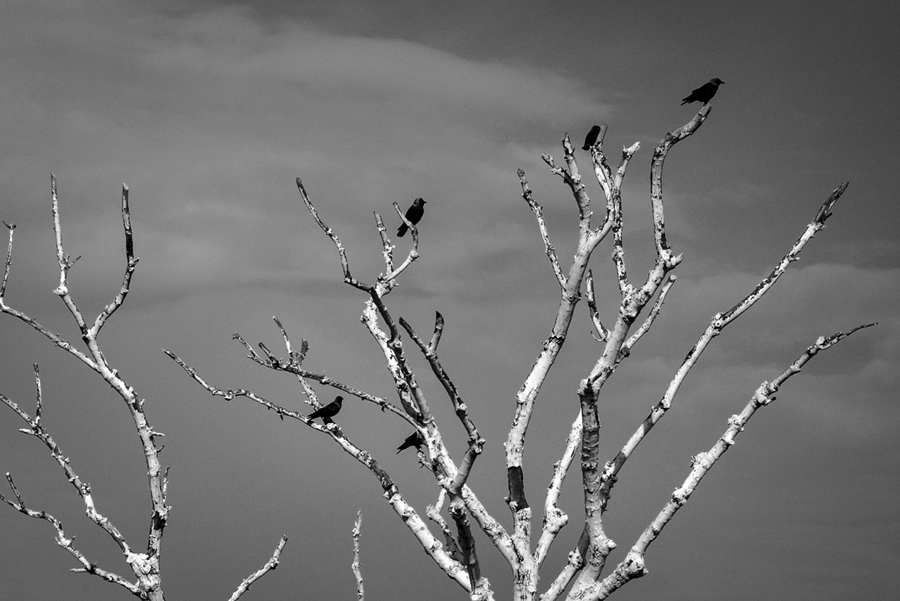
<box><xmin>396</xmin><ymin>432</ymin><xmax>425</xmax><ymax>454</ymax></box>
<box><xmin>397</xmin><ymin>198</ymin><xmax>426</xmax><ymax>237</ymax></box>
<box><xmin>307</xmin><ymin>396</ymin><xmax>343</xmax><ymax>424</ymax></box>
<box><xmin>681</xmin><ymin>78</ymin><xmax>724</xmax><ymax>105</ymax></box>
<box><xmin>582</xmin><ymin>125</ymin><xmax>602</xmax><ymax>151</ymax></box>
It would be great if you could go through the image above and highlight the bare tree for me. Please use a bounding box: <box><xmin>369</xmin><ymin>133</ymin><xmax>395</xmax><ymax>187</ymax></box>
<box><xmin>0</xmin><ymin>179</ymin><xmax>286</xmax><ymax>601</ymax></box>
<box><xmin>1</xmin><ymin>104</ymin><xmax>873</xmax><ymax>600</ymax></box>
<box><xmin>164</xmin><ymin>107</ymin><xmax>872</xmax><ymax>601</ymax></box>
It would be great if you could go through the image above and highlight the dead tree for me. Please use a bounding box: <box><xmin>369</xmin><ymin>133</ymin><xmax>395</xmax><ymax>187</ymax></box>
<box><xmin>163</xmin><ymin>106</ymin><xmax>873</xmax><ymax>601</ymax></box>
<box><xmin>0</xmin><ymin>178</ymin><xmax>287</xmax><ymax>600</ymax></box>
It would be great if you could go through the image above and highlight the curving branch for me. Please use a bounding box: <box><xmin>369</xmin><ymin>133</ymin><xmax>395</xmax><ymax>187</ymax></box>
<box><xmin>649</xmin><ymin>105</ymin><xmax>712</xmax><ymax>259</ymax></box>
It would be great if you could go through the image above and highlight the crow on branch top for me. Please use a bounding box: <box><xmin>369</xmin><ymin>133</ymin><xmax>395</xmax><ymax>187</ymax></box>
<box><xmin>681</xmin><ymin>78</ymin><xmax>724</xmax><ymax>105</ymax></box>
<box><xmin>582</xmin><ymin>125</ymin><xmax>602</xmax><ymax>151</ymax></box>
<box><xmin>397</xmin><ymin>198</ymin><xmax>426</xmax><ymax>237</ymax></box>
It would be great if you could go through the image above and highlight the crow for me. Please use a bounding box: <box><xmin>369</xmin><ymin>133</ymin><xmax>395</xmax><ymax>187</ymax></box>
<box><xmin>397</xmin><ymin>198</ymin><xmax>426</xmax><ymax>237</ymax></box>
<box><xmin>681</xmin><ymin>78</ymin><xmax>724</xmax><ymax>105</ymax></box>
<box><xmin>396</xmin><ymin>432</ymin><xmax>425</xmax><ymax>454</ymax></box>
<box><xmin>582</xmin><ymin>125</ymin><xmax>602</xmax><ymax>151</ymax></box>
<box><xmin>307</xmin><ymin>395</ymin><xmax>343</xmax><ymax>424</ymax></box>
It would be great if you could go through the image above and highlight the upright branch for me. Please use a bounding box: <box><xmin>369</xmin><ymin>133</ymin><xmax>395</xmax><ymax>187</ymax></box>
<box><xmin>1</xmin><ymin>221</ymin><xmax>15</xmax><ymax>298</ymax></box>
<box><xmin>649</xmin><ymin>105</ymin><xmax>711</xmax><ymax>259</ymax></box>
<box><xmin>400</xmin><ymin>313</ymin><xmax>485</xmax><ymax>495</ymax></box>
<box><xmin>506</xmin><ymin>130</ymin><xmax>621</xmax><ymax>498</ymax></box>
<box><xmin>351</xmin><ymin>512</ymin><xmax>364</xmax><ymax>601</ymax></box>
<box><xmin>567</xmin><ymin>108</ymin><xmax>711</xmax><ymax>597</ymax></box>
<box><xmin>500</xmin><ymin>126</ymin><xmax>646</xmax><ymax>600</ymax></box>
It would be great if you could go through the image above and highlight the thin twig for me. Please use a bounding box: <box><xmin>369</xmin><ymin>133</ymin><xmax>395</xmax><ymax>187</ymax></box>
<box><xmin>351</xmin><ymin>512</ymin><xmax>364</xmax><ymax>601</ymax></box>
<box><xmin>227</xmin><ymin>536</ymin><xmax>288</xmax><ymax>601</ymax></box>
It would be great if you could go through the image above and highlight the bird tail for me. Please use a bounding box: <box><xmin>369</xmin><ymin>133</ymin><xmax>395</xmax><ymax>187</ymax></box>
<box><xmin>397</xmin><ymin>224</ymin><xmax>408</xmax><ymax>237</ymax></box>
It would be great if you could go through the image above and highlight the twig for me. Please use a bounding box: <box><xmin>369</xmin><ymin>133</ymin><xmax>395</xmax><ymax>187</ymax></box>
<box><xmin>1</xmin><ymin>221</ymin><xmax>15</xmax><ymax>298</ymax></box>
<box><xmin>227</xmin><ymin>536</ymin><xmax>288</xmax><ymax>601</ymax></box>
<box><xmin>351</xmin><ymin>512</ymin><xmax>364</xmax><ymax>601</ymax></box>
<box><xmin>518</xmin><ymin>170</ymin><xmax>564</xmax><ymax>287</ymax></box>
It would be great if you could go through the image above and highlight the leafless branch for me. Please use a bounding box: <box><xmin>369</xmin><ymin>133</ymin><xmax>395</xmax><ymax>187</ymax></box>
<box><xmin>592</xmin><ymin>323</ymin><xmax>877</xmax><ymax>599</ymax></box>
<box><xmin>649</xmin><ymin>105</ymin><xmax>712</xmax><ymax>259</ymax></box>
<box><xmin>0</xmin><ymin>385</ymin><xmax>142</xmax><ymax>596</ymax></box>
<box><xmin>92</xmin><ymin>184</ymin><xmax>138</xmax><ymax>334</ymax></box>
<box><xmin>227</xmin><ymin>536</ymin><xmax>288</xmax><ymax>601</ymax></box>
<box><xmin>1</xmin><ymin>221</ymin><xmax>15</xmax><ymax>298</ymax></box>
<box><xmin>351</xmin><ymin>512</ymin><xmax>364</xmax><ymax>601</ymax></box>
<box><xmin>518</xmin><ymin>169</ymin><xmax>565</xmax><ymax>287</ymax></box>
<box><xmin>399</xmin><ymin>313</ymin><xmax>484</xmax><ymax>493</ymax></box>
<box><xmin>621</xmin><ymin>274</ymin><xmax>675</xmax><ymax>356</ymax></box>
<box><xmin>426</xmin><ymin>489</ymin><xmax>464</xmax><ymax>563</ymax></box>
<box><xmin>1</xmin><ymin>176</ymin><xmax>169</xmax><ymax>599</ymax></box>
<box><xmin>602</xmin><ymin>183</ymin><xmax>853</xmax><ymax>507</ymax></box>
<box><xmin>584</xmin><ymin>270</ymin><xmax>609</xmax><ymax>342</ymax></box>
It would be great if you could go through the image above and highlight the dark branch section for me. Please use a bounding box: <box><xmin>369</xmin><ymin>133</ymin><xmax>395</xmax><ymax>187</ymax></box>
<box><xmin>506</xmin><ymin>466</ymin><xmax>529</xmax><ymax>510</ymax></box>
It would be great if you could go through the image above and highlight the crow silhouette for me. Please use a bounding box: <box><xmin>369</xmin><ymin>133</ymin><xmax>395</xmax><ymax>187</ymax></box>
<box><xmin>582</xmin><ymin>125</ymin><xmax>602</xmax><ymax>151</ymax></box>
<box><xmin>397</xmin><ymin>198</ymin><xmax>426</xmax><ymax>237</ymax></box>
<box><xmin>681</xmin><ymin>78</ymin><xmax>724</xmax><ymax>105</ymax></box>
<box><xmin>396</xmin><ymin>432</ymin><xmax>425</xmax><ymax>454</ymax></box>
<box><xmin>307</xmin><ymin>396</ymin><xmax>343</xmax><ymax>424</ymax></box>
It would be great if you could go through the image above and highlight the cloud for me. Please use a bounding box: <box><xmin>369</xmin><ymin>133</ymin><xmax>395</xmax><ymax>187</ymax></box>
<box><xmin>0</xmin><ymin>0</ymin><xmax>614</xmax><ymax>311</ymax></box>
<box><xmin>143</xmin><ymin>7</ymin><xmax>610</xmax><ymax>127</ymax></box>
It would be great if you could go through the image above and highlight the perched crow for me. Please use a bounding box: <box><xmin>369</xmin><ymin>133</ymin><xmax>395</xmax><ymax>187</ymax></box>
<box><xmin>307</xmin><ymin>395</ymin><xmax>343</xmax><ymax>424</ymax></box>
<box><xmin>396</xmin><ymin>432</ymin><xmax>425</xmax><ymax>454</ymax></box>
<box><xmin>582</xmin><ymin>125</ymin><xmax>602</xmax><ymax>151</ymax></box>
<box><xmin>397</xmin><ymin>198</ymin><xmax>426</xmax><ymax>237</ymax></box>
<box><xmin>681</xmin><ymin>78</ymin><xmax>724</xmax><ymax>105</ymax></box>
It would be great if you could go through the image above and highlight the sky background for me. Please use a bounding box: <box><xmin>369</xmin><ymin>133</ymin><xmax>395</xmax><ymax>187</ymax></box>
<box><xmin>1</xmin><ymin>1</ymin><xmax>898</xmax><ymax>600</ymax></box>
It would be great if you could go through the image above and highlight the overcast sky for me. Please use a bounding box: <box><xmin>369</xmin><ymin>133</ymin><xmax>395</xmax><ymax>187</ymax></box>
<box><xmin>1</xmin><ymin>1</ymin><xmax>898</xmax><ymax>600</ymax></box>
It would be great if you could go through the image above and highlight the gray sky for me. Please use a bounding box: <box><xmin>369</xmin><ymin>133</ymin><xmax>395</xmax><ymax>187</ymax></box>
<box><xmin>1</xmin><ymin>1</ymin><xmax>898</xmax><ymax>600</ymax></box>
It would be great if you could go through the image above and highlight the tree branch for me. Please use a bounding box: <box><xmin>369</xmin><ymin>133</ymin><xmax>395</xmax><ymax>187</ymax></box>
<box><xmin>227</xmin><ymin>536</ymin><xmax>288</xmax><ymax>601</ymax></box>
<box><xmin>602</xmin><ymin>183</ymin><xmax>852</xmax><ymax>506</ymax></box>
<box><xmin>518</xmin><ymin>169</ymin><xmax>565</xmax><ymax>288</ymax></box>
<box><xmin>590</xmin><ymin>323</ymin><xmax>877</xmax><ymax>600</ymax></box>
<box><xmin>351</xmin><ymin>512</ymin><xmax>364</xmax><ymax>601</ymax></box>
<box><xmin>1</xmin><ymin>221</ymin><xmax>15</xmax><ymax>298</ymax></box>
<box><xmin>0</xmin><ymin>383</ymin><xmax>143</xmax><ymax>597</ymax></box>
<box><xmin>1</xmin><ymin>177</ymin><xmax>168</xmax><ymax>600</ymax></box>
